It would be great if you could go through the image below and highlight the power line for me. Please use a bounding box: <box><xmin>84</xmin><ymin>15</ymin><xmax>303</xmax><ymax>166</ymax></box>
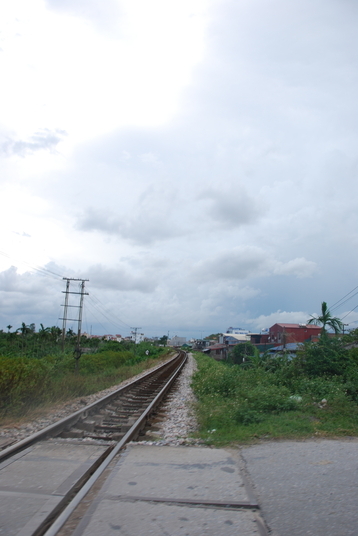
<box><xmin>331</xmin><ymin>285</ymin><xmax>358</xmax><ymax>312</ymax></box>
<box><xmin>340</xmin><ymin>304</ymin><xmax>358</xmax><ymax>321</ymax></box>
<box><xmin>0</xmin><ymin>250</ymin><xmax>63</xmax><ymax>279</ymax></box>
<box><xmin>87</xmin><ymin>288</ymin><xmax>132</xmax><ymax>329</ymax></box>
<box><xmin>86</xmin><ymin>295</ymin><xmax>131</xmax><ymax>334</ymax></box>
<box><xmin>84</xmin><ymin>300</ymin><xmax>111</xmax><ymax>334</ymax></box>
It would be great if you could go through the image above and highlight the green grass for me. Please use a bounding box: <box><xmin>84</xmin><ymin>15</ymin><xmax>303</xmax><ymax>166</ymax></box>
<box><xmin>191</xmin><ymin>353</ymin><xmax>358</xmax><ymax>445</ymax></box>
<box><xmin>0</xmin><ymin>349</ymin><xmax>172</xmax><ymax>421</ymax></box>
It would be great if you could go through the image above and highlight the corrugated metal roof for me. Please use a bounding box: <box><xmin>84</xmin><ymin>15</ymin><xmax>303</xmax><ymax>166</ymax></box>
<box><xmin>223</xmin><ymin>333</ymin><xmax>251</xmax><ymax>341</ymax></box>
<box><xmin>273</xmin><ymin>323</ymin><xmax>320</xmax><ymax>329</ymax></box>
<box><xmin>270</xmin><ymin>342</ymin><xmax>303</xmax><ymax>351</ymax></box>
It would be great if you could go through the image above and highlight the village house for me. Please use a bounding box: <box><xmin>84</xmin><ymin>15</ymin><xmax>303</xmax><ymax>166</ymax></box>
<box><xmin>268</xmin><ymin>323</ymin><xmax>321</xmax><ymax>344</ymax></box>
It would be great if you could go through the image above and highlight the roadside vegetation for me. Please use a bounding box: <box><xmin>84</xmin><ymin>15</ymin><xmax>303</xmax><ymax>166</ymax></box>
<box><xmin>191</xmin><ymin>329</ymin><xmax>358</xmax><ymax>445</ymax></box>
<box><xmin>0</xmin><ymin>326</ymin><xmax>171</xmax><ymax>420</ymax></box>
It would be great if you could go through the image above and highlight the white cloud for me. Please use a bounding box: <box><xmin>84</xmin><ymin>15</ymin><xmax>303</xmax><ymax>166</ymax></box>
<box><xmin>1</xmin><ymin>0</ymin><xmax>358</xmax><ymax>338</ymax></box>
<box><xmin>2</xmin><ymin>129</ymin><xmax>67</xmax><ymax>157</ymax></box>
<box><xmin>273</xmin><ymin>257</ymin><xmax>318</xmax><ymax>279</ymax></box>
<box><xmin>197</xmin><ymin>188</ymin><xmax>261</xmax><ymax>228</ymax></box>
<box><xmin>86</xmin><ymin>264</ymin><xmax>157</xmax><ymax>293</ymax></box>
<box><xmin>75</xmin><ymin>206</ymin><xmax>182</xmax><ymax>244</ymax></box>
<box><xmin>248</xmin><ymin>310</ymin><xmax>310</xmax><ymax>332</ymax></box>
<box><xmin>193</xmin><ymin>248</ymin><xmax>317</xmax><ymax>282</ymax></box>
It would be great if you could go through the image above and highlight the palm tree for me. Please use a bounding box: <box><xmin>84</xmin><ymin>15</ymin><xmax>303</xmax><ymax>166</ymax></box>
<box><xmin>18</xmin><ymin>322</ymin><xmax>31</xmax><ymax>337</ymax></box>
<box><xmin>49</xmin><ymin>326</ymin><xmax>62</xmax><ymax>343</ymax></box>
<box><xmin>307</xmin><ymin>301</ymin><xmax>343</xmax><ymax>334</ymax></box>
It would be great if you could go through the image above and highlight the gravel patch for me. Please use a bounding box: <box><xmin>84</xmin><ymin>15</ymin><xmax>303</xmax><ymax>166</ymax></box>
<box><xmin>134</xmin><ymin>352</ymin><xmax>201</xmax><ymax>447</ymax></box>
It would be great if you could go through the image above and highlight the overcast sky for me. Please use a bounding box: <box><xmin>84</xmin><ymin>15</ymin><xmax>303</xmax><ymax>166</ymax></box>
<box><xmin>1</xmin><ymin>0</ymin><xmax>358</xmax><ymax>339</ymax></box>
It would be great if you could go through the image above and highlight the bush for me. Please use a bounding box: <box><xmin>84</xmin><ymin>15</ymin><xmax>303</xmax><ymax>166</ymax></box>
<box><xmin>295</xmin><ymin>338</ymin><xmax>350</xmax><ymax>377</ymax></box>
<box><xmin>290</xmin><ymin>375</ymin><xmax>346</xmax><ymax>401</ymax></box>
<box><xmin>192</xmin><ymin>360</ymin><xmax>241</xmax><ymax>397</ymax></box>
<box><xmin>78</xmin><ymin>351</ymin><xmax>134</xmax><ymax>374</ymax></box>
<box><xmin>343</xmin><ymin>364</ymin><xmax>358</xmax><ymax>401</ymax></box>
<box><xmin>243</xmin><ymin>383</ymin><xmax>297</xmax><ymax>412</ymax></box>
<box><xmin>0</xmin><ymin>356</ymin><xmax>51</xmax><ymax>407</ymax></box>
<box><xmin>229</xmin><ymin>343</ymin><xmax>257</xmax><ymax>365</ymax></box>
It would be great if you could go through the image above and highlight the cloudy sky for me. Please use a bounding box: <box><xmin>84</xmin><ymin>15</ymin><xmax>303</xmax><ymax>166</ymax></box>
<box><xmin>1</xmin><ymin>0</ymin><xmax>358</xmax><ymax>339</ymax></box>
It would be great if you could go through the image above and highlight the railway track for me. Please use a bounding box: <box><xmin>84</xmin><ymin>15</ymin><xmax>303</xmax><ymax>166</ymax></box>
<box><xmin>0</xmin><ymin>350</ymin><xmax>187</xmax><ymax>536</ymax></box>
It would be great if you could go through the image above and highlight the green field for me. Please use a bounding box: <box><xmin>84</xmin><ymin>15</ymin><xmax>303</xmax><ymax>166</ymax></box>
<box><xmin>0</xmin><ymin>335</ymin><xmax>170</xmax><ymax>420</ymax></box>
<box><xmin>191</xmin><ymin>333</ymin><xmax>358</xmax><ymax>444</ymax></box>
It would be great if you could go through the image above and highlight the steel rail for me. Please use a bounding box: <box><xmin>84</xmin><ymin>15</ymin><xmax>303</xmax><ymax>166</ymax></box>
<box><xmin>0</xmin><ymin>351</ymin><xmax>184</xmax><ymax>463</ymax></box>
<box><xmin>40</xmin><ymin>350</ymin><xmax>187</xmax><ymax>536</ymax></box>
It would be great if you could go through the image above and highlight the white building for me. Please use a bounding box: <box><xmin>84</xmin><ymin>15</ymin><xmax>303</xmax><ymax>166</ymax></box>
<box><xmin>131</xmin><ymin>331</ymin><xmax>144</xmax><ymax>344</ymax></box>
<box><xmin>168</xmin><ymin>335</ymin><xmax>186</xmax><ymax>347</ymax></box>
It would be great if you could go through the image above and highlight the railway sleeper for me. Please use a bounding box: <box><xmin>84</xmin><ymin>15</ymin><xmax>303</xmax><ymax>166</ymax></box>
<box><xmin>60</xmin><ymin>429</ymin><xmax>85</xmax><ymax>438</ymax></box>
<box><xmin>86</xmin><ymin>434</ymin><xmax>122</xmax><ymax>441</ymax></box>
<box><xmin>119</xmin><ymin>404</ymin><xmax>147</xmax><ymax>411</ymax></box>
<box><xmin>94</xmin><ymin>424</ymin><xmax>132</xmax><ymax>433</ymax></box>
<box><xmin>105</xmin><ymin>412</ymin><xmax>141</xmax><ymax>419</ymax></box>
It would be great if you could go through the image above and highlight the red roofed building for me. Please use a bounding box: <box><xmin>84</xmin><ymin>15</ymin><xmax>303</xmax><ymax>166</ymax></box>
<box><xmin>269</xmin><ymin>323</ymin><xmax>321</xmax><ymax>344</ymax></box>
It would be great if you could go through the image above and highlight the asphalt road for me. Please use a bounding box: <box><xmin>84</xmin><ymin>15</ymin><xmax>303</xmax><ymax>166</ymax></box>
<box><xmin>240</xmin><ymin>439</ymin><xmax>358</xmax><ymax>536</ymax></box>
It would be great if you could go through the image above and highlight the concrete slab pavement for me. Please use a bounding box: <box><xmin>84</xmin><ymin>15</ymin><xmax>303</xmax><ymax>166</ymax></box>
<box><xmin>0</xmin><ymin>440</ymin><xmax>110</xmax><ymax>536</ymax></box>
<box><xmin>68</xmin><ymin>445</ymin><xmax>265</xmax><ymax>536</ymax></box>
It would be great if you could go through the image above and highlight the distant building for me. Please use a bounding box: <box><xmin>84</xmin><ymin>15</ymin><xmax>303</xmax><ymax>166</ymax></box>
<box><xmin>226</xmin><ymin>327</ymin><xmax>250</xmax><ymax>334</ymax></box>
<box><xmin>203</xmin><ymin>343</ymin><xmax>228</xmax><ymax>360</ymax></box>
<box><xmin>168</xmin><ymin>335</ymin><xmax>186</xmax><ymax>347</ymax></box>
<box><xmin>102</xmin><ymin>334</ymin><xmax>122</xmax><ymax>342</ymax></box>
<box><xmin>131</xmin><ymin>331</ymin><xmax>144</xmax><ymax>344</ymax></box>
<box><xmin>269</xmin><ymin>323</ymin><xmax>321</xmax><ymax>344</ymax></box>
<box><xmin>219</xmin><ymin>332</ymin><xmax>251</xmax><ymax>344</ymax></box>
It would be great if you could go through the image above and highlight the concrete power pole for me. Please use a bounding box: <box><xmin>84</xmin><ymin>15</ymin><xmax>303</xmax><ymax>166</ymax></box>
<box><xmin>61</xmin><ymin>279</ymin><xmax>70</xmax><ymax>351</ymax></box>
<box><xmin>60</xmin><ymin>278</ymin><xmax>89</xmax><ymax>369</ymax></box>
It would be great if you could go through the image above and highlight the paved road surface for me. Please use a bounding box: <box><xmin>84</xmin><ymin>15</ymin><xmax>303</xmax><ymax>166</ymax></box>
<box><xmin>241</xmin><ymin>438</ymin><xmax>358</xmax><ymax>536</ymax></box>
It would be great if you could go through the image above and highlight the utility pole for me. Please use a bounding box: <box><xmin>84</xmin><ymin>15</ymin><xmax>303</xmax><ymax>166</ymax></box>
<box><xmin>61</xmin><ymin>279</ymin><xmax>70</xmax><ymax>351</ymax></box>
<box><xmin>60</xmin><ymin>278</ymin><xmax>89</xmax><ymax>370</ymax></box>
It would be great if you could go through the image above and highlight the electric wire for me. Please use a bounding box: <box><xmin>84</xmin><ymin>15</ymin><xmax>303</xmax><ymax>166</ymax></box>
<box><xmin>86</xmin><ymin>295</ymin><xmax>129</xmax><ymax>334</ymax></box>
<box><xmin>88</xmin><ymin>291</ymin><xmax>132</xmax><ymax>329</ymax></box>
<box><xmin>0</xmin><ymin>250</ymin><xmax>136</xmax><ymax>335</ymax></box>
<box><xmin>340</xmin><ymin>305</ymin><xmax>358</xmax><ymax>321</ymax></box>
<box><xmin>0</xmin><ymin>250</ymin><xmax>64</xmax><ymax>279</ymax></box>
<box><xmin>331</xmin><ymin>291</ymin><xmax>358</xmax><ymax>313</ymax></box>
<box><xmin>331</xmin><ymin>285</ymin><xmax>358</xmax><ymax>312</ymax></box>
<box><xmin>85</xmin><ymin>299</ymin><xmax>116</xmax><ymax>334</ymax></box>
<box><xmin>87</xmin><ymin>288</ymin><xmax>132</xmax><ymax>329</ymax></box>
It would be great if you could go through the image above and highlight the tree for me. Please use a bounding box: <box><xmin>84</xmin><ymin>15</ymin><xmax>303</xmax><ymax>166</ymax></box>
<box><xmin>307</xmin><ymin>301</ymin><xmax>343</xmax><ymax>335</ymax></box>
<box><xmin>297</xmin><ymin>337</ymin><xmax>349</xmax><ymax>377</ymax></box>
<box><xmin>158</xmin><ymin>335</ymin><xmax>168</xmax><ymax>346</ymax></box>
<box><xmin>205</xmin><ymin>333</ymin><xmax>221</xmax><ymax>341</ymax></box>
<box><xmin>18</xmin><ymin>322</ymin><xmax>31</xmax><ymax>337</ymax></box>
<box><xmin>39</xmin><ymin>324</ymin><xmax>50</xmax><ymax>340</ymax></box>
<box><xmin>49</xmin><ymin>326</ymin><xmax>62</xmax><ymax>343</ymax></box>
<box><xmin>66</xmin><ymin>328</ymin><xmax>75</xmax><ymax>339</ymax></box>
<box><xmin>230</xmin><ymin>342</ymin><xmax>256</xmax><ymax>365</ymax></box>
<box><xmin>6</xmin><ymin>325</ymin><xmax>12</xmax><ymax>332</ymax></box>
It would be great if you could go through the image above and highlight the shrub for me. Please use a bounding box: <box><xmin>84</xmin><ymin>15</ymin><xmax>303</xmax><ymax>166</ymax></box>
<box><xmin>243</xmin><ymin>383</ymin><xmax>297</xmax><ymax>412</ymax></box>
<box><xmin>75</xmin><ymin>351</ymin><xmax>134</xmax><ymax>374</ymax></box>
<box><xmin>290</xmin><ymin>375</ymin><xmax>346</xmax><ymax>401</ymax></box>
<box><xmin>192</xmin><ymin>361</ymin><xmax>241</xmax><ymax>397</ymax></box>
<box><xmin>0</xmin><ymin>356</ymin><xmax>51</xmax><ymax>407</ymax></box>
<box><xmin>296</xmin><ymin>338</ymin><xmax>350</xmax><ymax>377</ymax></box>
<box><xmin>234</xmin><ymin>404</ymin><xmax>265</xmax><ymax>425</ymax></box>
<box><xmin>229</xmin><ymin>343</ymin><xmax>257</xmax><ymax>365</ymax></box>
